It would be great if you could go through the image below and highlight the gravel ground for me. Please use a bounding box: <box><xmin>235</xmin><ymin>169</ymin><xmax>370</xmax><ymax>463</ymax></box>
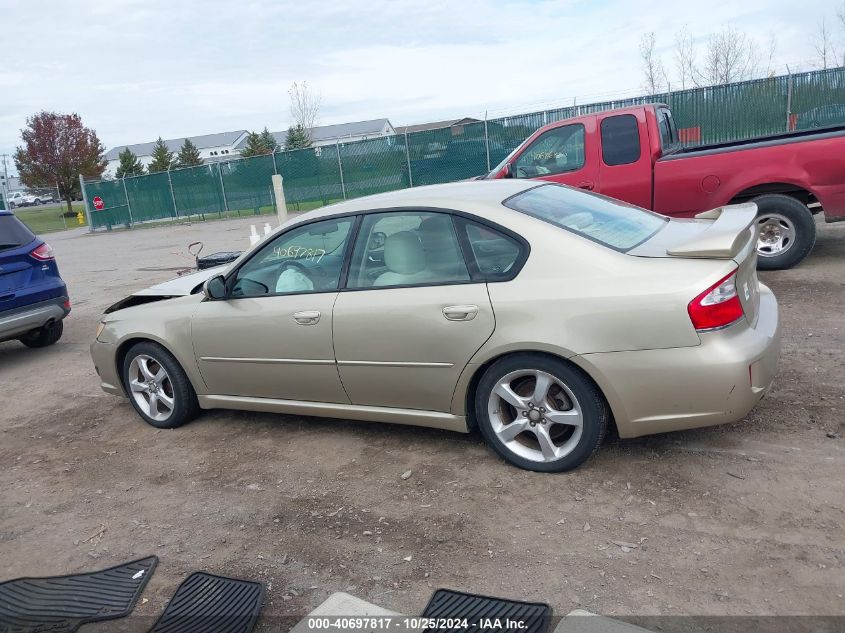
<box><xmin>1</xmin><ymin>215</ymin><xmax>843</xmax><ymax>629</ymax></box>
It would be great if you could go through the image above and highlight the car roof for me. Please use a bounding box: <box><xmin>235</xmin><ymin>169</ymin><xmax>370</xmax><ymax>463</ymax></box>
<box><xmin>284</xmin><ymin>179</ymin><xmax>539</xmax><ymax>227</ymax></box>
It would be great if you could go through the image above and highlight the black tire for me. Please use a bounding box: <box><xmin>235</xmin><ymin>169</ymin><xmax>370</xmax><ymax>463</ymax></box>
<box><xmin>122</xmin><ymin>341</ymin><xmax>200</xmax><ymax>429</ymax></box>
<box><xmin>474</xmin><ymin>353</ymin><xmax>608</xmax><ymax>472</ymax></box>
<box><xmin>753</xmin><ymin>194</ymin><xmax>816</xmax><ymax>270</ymax></box>
<box><xmin>20</xmin><ymin>320</ymin><xmax>63</xmax><ymax>348</ymax></box>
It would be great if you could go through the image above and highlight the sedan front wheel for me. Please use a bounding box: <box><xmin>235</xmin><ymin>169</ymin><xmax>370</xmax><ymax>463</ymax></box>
<box><xmin>123</xmin><ymin>342</ymin><xmax>200</xmax><ymax>429</ymax></box>
<box><xmin>475</xmin><ymin>354</ymin><xmax>608</xmax><ymax>472</ymax></box>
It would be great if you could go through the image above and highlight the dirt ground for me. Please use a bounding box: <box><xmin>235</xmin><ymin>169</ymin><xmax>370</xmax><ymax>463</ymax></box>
<box><xmin>1</xmin><ymin>214</ymin><xmax>843</xmax><ymax>629</ymax></box>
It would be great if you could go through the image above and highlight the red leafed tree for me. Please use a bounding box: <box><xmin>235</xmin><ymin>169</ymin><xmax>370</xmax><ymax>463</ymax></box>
<box><xmin>14</xmin><ymin>111</ymin><xmax>107</xmax><ymax>213</ymax></box>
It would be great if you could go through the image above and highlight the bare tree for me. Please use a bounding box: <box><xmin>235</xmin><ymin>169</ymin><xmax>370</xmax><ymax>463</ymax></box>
<box><xmin>813</xmin><ymin>18</ymin><xmax>835</xmax><ymax>69</ymax></box>
<box><xmin>288</xmin><ymin>81</ymin><xmax>321</xmax><ymax>142</ymax></box>
<box><xmin>837</xmin><ymin>3</ymin><xmax>845</xmax><ymax>65</ymax></box>
<box><xmin>700</xmin><ymin>26</ymin><xmax>759</xmax><ymax>85</ymax></box>
<box><xmin>674</xmin><ymin>26</ymin><xmax>698</xmax><ymax>89</ymax></box>
<box><xmin>763</xmin><ymin>34</ymin><xmax>778</xmax><ymax>77</ymax></box>
<box><xmin>639</xmin><ymin>32</ymin><xmax>667</xmax><ymax>95</ymax></box>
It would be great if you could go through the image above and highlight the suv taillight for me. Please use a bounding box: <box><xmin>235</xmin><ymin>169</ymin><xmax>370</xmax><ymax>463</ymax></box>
<box><xmin>30</xmin><ymin>243</ymin><xmax>54</xmax><ymax>261</ymax></box>
<box><xmin>688</xmin><ymin>270</ymin><xmax>744</xmax><ymax>331</ymax></box>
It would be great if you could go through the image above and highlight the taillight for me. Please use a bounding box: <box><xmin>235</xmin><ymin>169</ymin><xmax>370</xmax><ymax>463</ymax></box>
<box><xmin>30</xmin><ymin>243</ymin><xmax>54</xmax><ymax>261</ymax></box>
<box><xmin>688</xmin><ymin>270</ymin><xmax>744</xmax><ymax>331</ymax></box>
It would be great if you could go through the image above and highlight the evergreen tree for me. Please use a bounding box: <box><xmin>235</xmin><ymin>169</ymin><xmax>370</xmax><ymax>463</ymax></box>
<box><xmin>115</xmin><ymin>147</ymin><xmax>145</xmax><ymax>178</ymax></box>
<box><xmin>175</xmin><ymin>138</ymin><xmax>203</xmax><ymax>167</ymax></box>
<box><xmin>239</xmin><ymin>132</ymin><xmax>270</xmax><ymax>158</ymax></box>
<box><xmin>259</xmin><ymin>127</ymin><xmax>279</xmax><ymax>153</ymax></box>
<box><xmin>284</xmin><ymin>124</ymin><xmax>312</xmax><ymax>150</ymax></box>
<box><xmin>147</xmin><ymin>137</ymin><xmax>174</xmax><ymax>173</ymax></box>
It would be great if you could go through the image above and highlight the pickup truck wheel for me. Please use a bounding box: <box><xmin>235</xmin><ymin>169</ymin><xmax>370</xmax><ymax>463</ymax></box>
<box><xmin>753</xmin><ymin>194</ymin><xmax>816</xmax><ymax>270</ymax></box>
<box><xmin>20</xmin><ymin>320</ymin><xmax>63</xmax><ymax>348</ymax></box>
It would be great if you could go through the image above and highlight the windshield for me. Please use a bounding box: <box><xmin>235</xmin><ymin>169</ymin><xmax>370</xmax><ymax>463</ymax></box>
<box><xmin>0</xmin><ymin>215</ymin><xmax>36</xmax><ymax>252</ymax></box>
<box><xmin>503</xmin><ymin>184</ymin><xmax>667</xmax><ymax>252</ymax></box>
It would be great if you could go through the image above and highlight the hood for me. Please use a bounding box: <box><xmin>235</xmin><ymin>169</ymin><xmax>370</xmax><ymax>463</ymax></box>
<box><xmin>104</xmin><ymin>266</ymin><xmax>226</xmax><ymax>314</ymax></box>
<box><xmin>133</xmin><ymin>265</ymin><xmax>227</xmax><ymax>297</ymax></box>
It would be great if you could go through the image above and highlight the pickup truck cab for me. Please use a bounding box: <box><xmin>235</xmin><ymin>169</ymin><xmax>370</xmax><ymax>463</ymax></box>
<box><xmin>488</xmin><ymin>104</ymin><xmax>845</xmax><ymax>269</ymax></box>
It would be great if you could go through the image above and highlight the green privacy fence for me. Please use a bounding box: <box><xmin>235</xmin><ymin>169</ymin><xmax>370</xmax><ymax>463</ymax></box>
<box><xmin>83</xmin><ymin>66</ymin><xmax>845</xmax><ymax>230</ymax></box>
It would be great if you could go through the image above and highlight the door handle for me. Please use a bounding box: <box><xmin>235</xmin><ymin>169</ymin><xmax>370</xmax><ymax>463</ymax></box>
<box><xmin>577</xmin><ymin>181</ymin><xmax>595</xmax><ymax>191</ymax></box>
<box><xmin>443</xmin><ymin>305</ymin><xmax>478</xmax><ymax>321</ymax></box>
<box><xmin>293</xmin><ymin>310</ymin><xmax>321</xmax><ymax>325</ymax></box>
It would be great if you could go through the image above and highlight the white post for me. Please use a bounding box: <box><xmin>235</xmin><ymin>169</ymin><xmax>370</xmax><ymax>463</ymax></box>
<box><xmin>336</xmin><ymin>141</ymin><xmax>347</xmax><ymax>199</ymax></box>
<box><xmin>785</xmin><ymin>70</ymin><xmax>793</xmax><ymax>132</ymax></box>
<box><xmin>217</xmin><ymin>163</ymin><xmax>229</xmax><ymax>215</ymax></box>
<box><xmin>79</xmin><ymin>174</ymin><xmax>93</xmax><ymax>232</ymax></box>
<box><xmin>272</xmin><ymin>174</ymin><xmax>287</xmax><ymax>225</ymax></box>
<box><xmin>121</xmin><ymin>177</ymin><xmax>133</xmax><ymax>226</ymax></box>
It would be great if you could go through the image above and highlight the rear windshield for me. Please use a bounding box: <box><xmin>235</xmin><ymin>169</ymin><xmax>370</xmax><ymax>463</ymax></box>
<box><xmin>503</xmin><ymin>184</ymin><xmax>666</xmax><ymax>252</ymax></box>
<box><xmin>0</xmin><ymin>214</ymin><xmax>36</xmax><ymax>252</ymax></box>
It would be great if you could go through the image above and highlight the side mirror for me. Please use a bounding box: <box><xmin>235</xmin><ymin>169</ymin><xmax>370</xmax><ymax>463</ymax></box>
<box><xmin>503</xmin><ymin>163</ymin><xmax>515</xmax><ymax>179</ymax></box>
<box><xmin>203</xmin><ymin>275</ymin><xmax>227</xmax><ymax>300</ymax></box>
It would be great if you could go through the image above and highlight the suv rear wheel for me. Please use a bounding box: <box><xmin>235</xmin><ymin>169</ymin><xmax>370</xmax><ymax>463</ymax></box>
<box><xmin>20</xmin><ymin>320</ymin><xmax>63</xmax><ymax>348</ymax></box>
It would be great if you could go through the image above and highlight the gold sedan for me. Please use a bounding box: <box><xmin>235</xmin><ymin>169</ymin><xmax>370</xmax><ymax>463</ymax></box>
<box><xmin>91</xmin><ymin>181</ymin><xmax>780</xmax><ymax>472</ymax></box>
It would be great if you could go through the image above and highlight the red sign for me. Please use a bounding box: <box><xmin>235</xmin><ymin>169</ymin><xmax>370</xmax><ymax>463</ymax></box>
<box><xmin>93</xmin><ymin>196</ymin><xmax>104</xmax><ymax>210</ymax></box>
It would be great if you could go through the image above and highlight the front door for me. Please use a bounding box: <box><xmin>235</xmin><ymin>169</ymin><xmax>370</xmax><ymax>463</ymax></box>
<box><xmin>332</xmin><ymin>211</ymin><xmax>495</xmax><ymax>412</ymax></box>
<box><xmin>191</xmin><ymin>216</ymin><xmax>355</xmax><ymax>403</ymax></box>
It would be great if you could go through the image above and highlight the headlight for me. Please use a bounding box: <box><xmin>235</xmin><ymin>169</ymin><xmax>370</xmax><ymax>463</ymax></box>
<box><xmin>95</xmin><ymin>321</ymin><xmax>106</xmax><ymax>341</ymax></box>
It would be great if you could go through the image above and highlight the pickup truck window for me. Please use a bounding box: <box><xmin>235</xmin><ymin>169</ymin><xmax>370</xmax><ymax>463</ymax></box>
<box><xmin>513</xmin><ymin>124</ymin><xmax>585</xmax><ymax>178</ymax></box>
<box><xmin>601</xmin><ymin>114</ymin><xmax>640</xmax><ymax>166</ymax></box>
<box><xmin>504</xmin><ymin>184</ymin><xmax>666</xmax><ymax>252</ymax></box>
<box><xmin>657</xmin><ymin>108</ymin><xmax>680</xmax><ymax>153</ymax></box>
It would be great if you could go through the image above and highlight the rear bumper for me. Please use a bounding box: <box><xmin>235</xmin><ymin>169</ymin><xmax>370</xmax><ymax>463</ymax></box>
<box><xmin>90</xmin><ymin>340</ymin><xmax>125</xmax><ymax>397</ymax></box>
<box><xmin>0</xmin><ymin>296</ymin><xmax>70</xmax><ymax>343</ymax></box>
<box><xmin>573</xmin><ymin>284</ymin><xmax>780</xmax><ymax>438</ymax></box>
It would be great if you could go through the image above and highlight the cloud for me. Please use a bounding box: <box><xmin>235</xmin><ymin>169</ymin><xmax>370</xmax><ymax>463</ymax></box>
<box><xmin>0</xmin><ymin>0</ymin><xmax>836</xmax><ymax>162</ymax></box>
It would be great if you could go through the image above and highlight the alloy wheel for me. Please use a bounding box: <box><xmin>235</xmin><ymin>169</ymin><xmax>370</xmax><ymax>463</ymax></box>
<box><xmin>757</xmin><ymin>213</ymin><xmax>795</xmax><ymax>258</ymax></box>
<box><xmin>128</xmin><ymin>354</ymin><xmax>175</xmax><ymax>422</ymax></box>
<box><xmin>487</xmin><ymin>369</ymin><xmax>583</xmax><ymax>463</ymax></box>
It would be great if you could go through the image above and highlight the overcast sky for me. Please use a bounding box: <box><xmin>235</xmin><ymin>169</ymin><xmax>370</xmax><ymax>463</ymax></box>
<box><xmin>0</xmin><ymin>0</ymin><xmax>840</xmax><ymax>173</ymax></box>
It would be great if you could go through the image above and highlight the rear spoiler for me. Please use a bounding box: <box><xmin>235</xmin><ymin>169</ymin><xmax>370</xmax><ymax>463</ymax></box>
<box><xmin>667</xmin><ymin>203</ymin><xmax>757</xmax><ymax>259</ymax></box>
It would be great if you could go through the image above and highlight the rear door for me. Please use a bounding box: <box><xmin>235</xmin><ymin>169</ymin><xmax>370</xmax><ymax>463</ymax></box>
<box><xmin>512</xmin><ymin>119</ymin><xmax>600</xmax><ymax>192</ymax></box>
<box><xmin>332</xmin><ymin>210</ymin><xmax>495</xmax><ymax>412</ymax></box>
<box><xmin>0</xmin><ymin>215</ymin><xmax>41</xmax><ymax>312</ymax></box>
<box><xmin>597</xmin><ymin>111</ymin><xmax>653</xmax><ymax>209</ymax></box>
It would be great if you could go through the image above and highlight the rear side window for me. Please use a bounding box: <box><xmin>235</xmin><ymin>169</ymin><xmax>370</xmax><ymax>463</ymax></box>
<box><xmin>657</xmin><ymin>108</ymin><xmax>680</xmax><ymax>152</ymax></box>
<box><xmin>0</xmin><ymin>215</ymin><xmax>36</xmax><ymax>252</ymax></box>
<box><xmin>504</xmin><ymin>184</ymin><xmax>666</xmax><ymax>252</ymax></box>
<box><xmin>600</xmin><ymin>114</ymin><xmax>641</xmax><ymax>166</ymax></box>
<box><xmin>455</xmin><ymin>218</ymin><xmax>523</xmax><ymax>280</ymax></box>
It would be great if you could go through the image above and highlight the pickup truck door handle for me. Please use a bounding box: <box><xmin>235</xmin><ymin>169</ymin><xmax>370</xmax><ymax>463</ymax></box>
<box><xmin>443</xmin><ymin>305</ymin><xmax>478</xmax><ymax>321</ymax></box>
<box><xmin>293</xmin><ymin>310</ymin><xmax>321</xmax><ymax>325</ymax></box>
<box><xmin>577</xmin><ymin>181</ymin><xmax>595</xmax><ymax>191</ymax></box>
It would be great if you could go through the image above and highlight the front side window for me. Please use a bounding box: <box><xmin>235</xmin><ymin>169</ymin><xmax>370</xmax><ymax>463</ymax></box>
<box><xmin>504</xmin><ymin>184</ymin><xmax>666</xmax><ymax>252</ymax></box>
<box><xmin>513</xmin><ymin>124</ymin><xmax>585</xmax><ymax>178</ymax></box>
<box><xmin>600</xmin><ymin>114</ymin><xmax>641</xmax><ymax>166</ymax></box>
<box><xmin>231</xmin><ymin>217</ymin><xmax>353</xmax><ymax>297</ymax></box>
<box><xmin>347</xmin><ymin>211</ymin><xmax>470</xmax><ymax>289</ymax></box>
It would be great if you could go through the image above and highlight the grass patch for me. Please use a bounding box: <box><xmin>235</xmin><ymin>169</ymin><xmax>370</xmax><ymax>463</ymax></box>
<box><xmin>14</xmin><ymin>204</ymin><xmax>87</xmax><ymax>234</ymax></box>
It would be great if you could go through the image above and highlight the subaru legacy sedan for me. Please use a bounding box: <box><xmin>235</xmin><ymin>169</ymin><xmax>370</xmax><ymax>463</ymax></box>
<box><xmin>91</xmin><ymin>181</ymin><xmax>780</xmax><ymax>472</ymax></box>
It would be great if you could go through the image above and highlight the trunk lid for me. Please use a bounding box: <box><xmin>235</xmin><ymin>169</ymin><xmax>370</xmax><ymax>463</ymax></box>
<box><xmin>629</xmin><ymin>202</ymin><xmax>760</xmax><ymax>326</ymax></box>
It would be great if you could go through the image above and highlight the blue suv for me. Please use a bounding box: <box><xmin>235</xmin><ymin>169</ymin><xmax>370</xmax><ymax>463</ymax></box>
<box><xmin>0</xmin><ymin>210</ymin><xmax>70</xmax><ymax>348</ymax></box>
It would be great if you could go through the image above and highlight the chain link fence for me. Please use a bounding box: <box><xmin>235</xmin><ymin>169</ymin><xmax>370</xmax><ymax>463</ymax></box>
<box><xmin>82</xmin><ymin>66</ymin><xmax>845</xmax><ymax>231</ymax></box>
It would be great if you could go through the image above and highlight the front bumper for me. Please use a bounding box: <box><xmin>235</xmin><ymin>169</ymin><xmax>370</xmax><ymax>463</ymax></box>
<box><xmin>0</xmin><ymin>297</ymin><xmax>70</xmax><ymax>343</ymax></box>
<box><xmin>90</xmin><ymin>339</ymin><xmax>125</xmax><ymax>397</ymax></box>
<box><xmin>573</xmin><ymin>284</ymin><xmax>780</xmax><ymax>438</ymax></box>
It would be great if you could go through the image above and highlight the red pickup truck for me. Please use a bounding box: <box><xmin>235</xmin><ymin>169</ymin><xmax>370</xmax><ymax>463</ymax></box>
<box><xmin>487</xmin><ymin>104</ymin><xmax>845</xmax><ymax>269</ymax></box>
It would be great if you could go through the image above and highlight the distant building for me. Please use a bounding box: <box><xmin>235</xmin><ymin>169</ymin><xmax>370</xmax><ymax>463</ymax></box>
<box><xmin>394</xmin><ymin>117</ymin><xmax>481</xmax><ymax>136</ymax></box>
<box><xmin>1</xmin><ymin>174</ymin><xmax>23</xmax><ymax>193</ymax></box>
<box><xmin>270</xmin><ymin>118</ymin><xmax>395</xmax><ymax>148</ymax></box>
<box><xmin>104</xmin><ymin>130</ymin><xmax>250</xmax><ymax>176</ymax></box>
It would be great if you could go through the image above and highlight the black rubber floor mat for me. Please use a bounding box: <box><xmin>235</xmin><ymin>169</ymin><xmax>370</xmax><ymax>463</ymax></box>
<box><xmin>147</xmin><ymin>572</ymin><xmax>264</xmax><ymax>633</ymax></box>
<box><xmin>0</xmin><ymin>555</ymin><xmax>158</xmax><ymax>633</ymax></box>
<box><xmin>421</xmin><ymin>589</ymin><xmax>551</xmax><ymax>633</ymax></box>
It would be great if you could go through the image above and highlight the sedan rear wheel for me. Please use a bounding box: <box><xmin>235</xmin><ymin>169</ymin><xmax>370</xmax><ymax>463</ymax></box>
<box><xmin>123</xmin><ymin>342</ymin><xmax>199</xmax><ymax>429</ymax></box>
<box><xmin>475</xmin><ymin>354</ymin><xmax>607</xmax><ymax>472</ymax></box>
